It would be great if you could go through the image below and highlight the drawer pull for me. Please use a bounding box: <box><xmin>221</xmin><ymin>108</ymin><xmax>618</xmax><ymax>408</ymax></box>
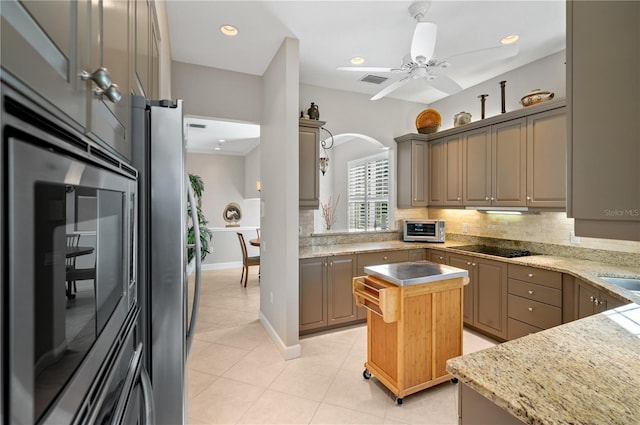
<box><xmin>383</xmin><ymin>256</ymin><xmax>388</xmax><ymax>260</ymax></box>
<box><xmin>528</xmin><ymin>307</ymin><xmax>534</xmax><ymax>312</ymax></box>
<box><xmin>528</xmin><ymin>273</ymin><xmax>534</xmax><ymax>278</ymax></box>
<box><xmin>528</xmin><ymin>290</ymin><xmax>534</xmax><ymax>295</ymax></box>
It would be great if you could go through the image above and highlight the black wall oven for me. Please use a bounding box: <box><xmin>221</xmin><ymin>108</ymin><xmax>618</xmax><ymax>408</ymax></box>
<box><xmin>1</xmin><ymin>84</ymin><xmax>152</xmax><ymax>424</ymax></box>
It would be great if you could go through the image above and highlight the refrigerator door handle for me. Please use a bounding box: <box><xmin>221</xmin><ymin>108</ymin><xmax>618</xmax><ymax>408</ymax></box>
<box><xmin>140</xmin><ymin>366</ymin><xmax>156</xmax><ymax>425</ymax></box>
<box><xmin>186</xmin><ymin>179</ymin><xmax>202</xmax><ymax>355</ymax></box>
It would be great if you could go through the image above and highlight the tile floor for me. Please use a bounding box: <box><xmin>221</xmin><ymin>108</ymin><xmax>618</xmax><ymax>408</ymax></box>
<box><xmin>187</xmin><ymin>268</ymin><xmax>497</xmax><ymax>424</ymax></box>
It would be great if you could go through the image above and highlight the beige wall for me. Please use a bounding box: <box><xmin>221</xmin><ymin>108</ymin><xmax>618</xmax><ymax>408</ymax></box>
<box><xmin>428</xmin><ymin>209</ymin><xmax>640</xmax><ymax>254</ymax></box>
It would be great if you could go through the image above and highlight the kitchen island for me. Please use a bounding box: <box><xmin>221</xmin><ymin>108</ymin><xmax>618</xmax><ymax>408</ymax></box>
<box><xmin>447</xmin><ymin>302</ymin><xmax>640</xmax><ymax>424</ymax></box>
<box><xmin>354</xmin><ymin>261</ymin><xmax>469</xmax><ymax>404</ymax></box>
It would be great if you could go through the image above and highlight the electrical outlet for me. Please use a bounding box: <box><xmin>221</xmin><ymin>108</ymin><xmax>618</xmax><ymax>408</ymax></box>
<box><xmin>462</xmin><ymin>223</ymin><xmax>468</xmax><ymax>233</ymax></box>
<box><xmin>570</xmin><ymin>231</ymin><xmax>581</xmax><ymax>244</ymax></box>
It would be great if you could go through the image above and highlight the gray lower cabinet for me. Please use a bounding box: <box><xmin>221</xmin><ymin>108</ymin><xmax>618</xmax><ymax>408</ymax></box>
<box><xmin>507</xmin><ymin>264</ymin><xmax>562</xmax><ymax>340</ymax></box>
<box><xmin>573</xmin><ymin>278</ymin><xmax>626</xmax><ymax>320</ymax></box>
<box><xmin>459</xmin><ymin>383</ymin><xmax>521</xmax><ymax>425</ymax></box>
<box><xmin>426</xmin><ymin>249</ymin><xmax>447</xmax><ymax>264</ymax></box>
<box><xmin>299</xmin><ymin>254</ymin><xmax>358</xmax><ymax>333</ymax></box>
<box><xmin>447</xmin><ymin>253</ymin><xmax>508</xmax><ymax>340</ymax></box>
<box><xmin>567</xmin><ymin>0</ymin><xmax>640</xmax><ymax>241</ymax></box>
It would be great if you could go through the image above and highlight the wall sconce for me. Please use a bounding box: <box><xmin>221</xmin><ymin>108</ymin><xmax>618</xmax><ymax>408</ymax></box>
<box><xmin>319</xmin><ymin>127</ymin><xmax>334</xmax><ymax>176</ymax></box>
<box><xmin>256</xmin><ymin>180</ymin><xmax>261</xmax><ymax>192</ymax></box>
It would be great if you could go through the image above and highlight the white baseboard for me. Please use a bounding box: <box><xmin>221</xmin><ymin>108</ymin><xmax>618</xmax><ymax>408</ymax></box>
<box><xmin>259</xmin><ymin>311</ymin><xmax>301</xmax><ymax>361</ymax></box>
<box><xmin>202</xmin><ymin>261</ymin><xmax>243</xmax><ymax>271</ymax></box>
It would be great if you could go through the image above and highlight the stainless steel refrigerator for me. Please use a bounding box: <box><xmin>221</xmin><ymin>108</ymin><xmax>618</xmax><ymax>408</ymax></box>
<box><xmin>131</xmin><ymin>96</ymin><xmax>202</xmax><ymax>425</ymax></box>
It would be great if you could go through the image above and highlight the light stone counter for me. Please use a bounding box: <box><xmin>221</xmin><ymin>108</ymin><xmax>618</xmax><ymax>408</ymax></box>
<box><xmin>447</xmin><ymin>303</ymin><xmax>640</xmax><ymax>425</ymax></box>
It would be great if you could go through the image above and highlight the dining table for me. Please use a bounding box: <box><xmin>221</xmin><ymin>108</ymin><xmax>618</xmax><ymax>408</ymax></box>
<box><xmin>66</xmin><ymin>246</ymin><xmax>95</xmax><ymax>258</ymax></box>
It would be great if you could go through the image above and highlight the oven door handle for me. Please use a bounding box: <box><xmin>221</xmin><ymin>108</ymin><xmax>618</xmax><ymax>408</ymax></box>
<box><xmin>110</xmin><ymin>342</ymin><xmax>143</xmax><ymax>424</ymax></box>
<box><xmin>186</xmin><ymin>178</ymin><xmax>202</xmax><ymax>355</ymax></box>
<box><xmin>140</xmin><ymin>365</ymin><xmax>155</xmax><ymax>425</ymax></box>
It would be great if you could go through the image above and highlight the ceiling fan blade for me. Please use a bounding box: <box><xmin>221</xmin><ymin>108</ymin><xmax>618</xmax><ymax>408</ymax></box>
<box><xmin>441</xmin><ymin>44</ymin><xmax>519</xmax><ymax>68</ymax></box>
<box><xmin>411</xmin><ymin>21</ymin><xmax>437</xmax><ymax>62</ymax></box>
<box><xmin>371</xmin><ymin>76</ymin><xmax>412</xmax><ymax>100</ymax></box>
<box><xmin>428</xmin><ymin>74</ymin><xmax>463</xmax><ymax>95</ymax></box>
<box><xmin>336</xmin><ymin>66</ymin><xmax>395</xmax><ymax>73</ymax></box>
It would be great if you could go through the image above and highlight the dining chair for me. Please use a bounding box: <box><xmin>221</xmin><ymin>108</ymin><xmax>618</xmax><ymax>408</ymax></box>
<box><xmin>66</xmin><ymin>234</ymin><xmax>80</xmax><ymax>298</ymax></box>
<box><xmin>237</xmin><ymin>232</ymin><xmax>260</xmax><ymax>287</ymax></box>
<box><xmin>256</xmin><ymin>228</ymin><xmax>260</xmax><ymax>240</ymax></box>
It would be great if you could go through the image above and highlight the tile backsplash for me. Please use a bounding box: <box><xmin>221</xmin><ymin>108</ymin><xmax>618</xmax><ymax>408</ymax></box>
<box><xmin>428</xmin><ymin>209</ymin><xmax>640</xmax><ymax>254</ymax></box>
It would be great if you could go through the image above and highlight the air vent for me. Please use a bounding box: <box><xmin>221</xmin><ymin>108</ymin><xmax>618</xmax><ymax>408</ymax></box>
<box><xmin>188</xmin><ymin>123</ymin><xmax>206</xmax><ymax>129</ymax></box>
<box><xmin>360</xmin><ymin>74</ymin><xmax>388</xmax><ymax>84</ymax></box>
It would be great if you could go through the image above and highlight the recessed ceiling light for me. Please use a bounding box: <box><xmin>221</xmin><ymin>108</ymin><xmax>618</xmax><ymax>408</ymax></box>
<box><xmin>501</xmin><ymin>35</ymin><xmax>519</xmax><ymax>45</ymax></box>
<box><xmin>350</xmin><ymin>57</ymin><xmax>365</xmax><ymax>65</ymax></box>
<box><xmin>220</xmin><ymin>25</ymin><xmax>238</xmax><ymax>36</ymax></box>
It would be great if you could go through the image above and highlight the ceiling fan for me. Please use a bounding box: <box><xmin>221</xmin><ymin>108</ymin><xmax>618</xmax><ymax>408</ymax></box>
<box><xmin>337</xmin><ymin>1</ymin><xmax>519</xmax><ymax>101</ymax></box>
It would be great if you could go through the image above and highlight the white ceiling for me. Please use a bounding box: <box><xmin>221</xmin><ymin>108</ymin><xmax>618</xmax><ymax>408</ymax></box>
<box><xmin>168</xmin><ymin>0</ymin><xmax>566</xmax><ymax>154</ymax></box>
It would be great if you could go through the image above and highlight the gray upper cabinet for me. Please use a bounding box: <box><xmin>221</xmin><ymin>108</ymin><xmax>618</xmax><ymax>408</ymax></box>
<box><xmin>567</xmin><ymin>0</ymin><xmax>640</xmax><ymax>240</ymax></box>
<box><xmin>88</xmin><ymin>0</ymin><xmax>130</xmax><ymax>160</ymax></box>
<box><xmin>1</xmin><ymin>0</ymin><xmax>88</xmax><ymax>129</ymax></box>
<box><xmin>490</xmin><ymin>118</ymin><xmax>527</xmax><ymax>207</ymax></box>
<box><xmin>526</xmin><ymin>108</ymin><xmax>567</xmax><ymax>208</ymax></box>
<box><xmin>463</xmin><ymin>127</ymin><xmax>492</xmax><ymax>206</ymax></box>
<box><xmin>396</xmin><ymin>135</ymin><xmax>429</xmax><ymax>207</ymax></box>
<box><xmin>299</xmin><ymin>119</ymin><xmax>324</xmax><ymax>209</ymax></box>
<box><xmin>429</xmin><ymin>134</ymin><xmax>463</xmax><ymax>206</ymax></box>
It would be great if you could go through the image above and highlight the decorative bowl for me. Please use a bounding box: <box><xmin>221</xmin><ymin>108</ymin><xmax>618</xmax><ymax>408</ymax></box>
<box><xmin>416</xmin><ymin>109</ymin><xmax>442</xmax><ymax>132</ymax></box>
<box><xmin>453</xmin><ymin>111</ymin><xmax>472</xmax><ymax>127</ymax></box>
<box><xmin>520</xmin><ymin>89</ymin><xmax>555</xmax><ymax>107</ymax></box>
<box><xmin>417</xmin><ymin>125</ymin><xmax>440</xmax><ymax>134</ymax></box>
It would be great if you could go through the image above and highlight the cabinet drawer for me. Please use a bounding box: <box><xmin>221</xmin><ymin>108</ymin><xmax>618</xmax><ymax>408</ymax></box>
<box><xmin>508</xmin><ymin>264</ymin><xmax>562</xmax><ymax>289</ymax></box>
<box><xmin>508</xmin><ymin>318</ymin><xmax>543</xmax><ymax>340</ymax></box>
<box><xmin>508</xmin><ymin>294</ymin><xmax>562</xmax><ymax>329</ymax></box>
<box><xmin>357</xmin><ymin>250</ymin><xmax>409</xmax><ymax>274</ymax></box>
<box><xmin>352</xmin><ymin>276</ymin><xmax>399</xmax><ymax>323</ymax></box>
<box><xmin>508</xmin><ymin>279</ymin><xmax>562</xmax><ymax>307</ymax></box>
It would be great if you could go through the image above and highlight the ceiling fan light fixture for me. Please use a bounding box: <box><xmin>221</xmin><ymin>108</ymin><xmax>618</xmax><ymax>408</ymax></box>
<box><xmin>501</xmin><ymin>34</ymin><xmax>519</xmax><ymax>45</ymax></box>
<box><xmin>220</xmin><ymin>24</ymin><xmax>239</xmax><ymax>36</ymax></box>
<box><xmin>350</xmin><ymin>56</ymin><xmax>365</xmax><ymax>65</ymax></box>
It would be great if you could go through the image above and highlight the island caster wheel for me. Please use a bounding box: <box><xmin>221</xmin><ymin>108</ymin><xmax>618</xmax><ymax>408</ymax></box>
<box><xmin>395</xmin><ymin>397</ymin><xmax>403</xmax><ymax>406</ymax></box>
<box><xmin>451</xmin><ymin>378</ymin><xmax>459</xmax><ymax>384</ymax></box>
<box><xmin>363</xmin><ymin>369</ymin><xmax>372</xmax><ymax>380</ymax></box>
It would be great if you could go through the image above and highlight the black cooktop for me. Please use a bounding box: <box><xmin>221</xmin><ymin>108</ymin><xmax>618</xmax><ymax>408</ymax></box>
<box><xmin>452</xmin><ymin>245</ymin><xmax>537</xmax><ymax>258</ymax></box>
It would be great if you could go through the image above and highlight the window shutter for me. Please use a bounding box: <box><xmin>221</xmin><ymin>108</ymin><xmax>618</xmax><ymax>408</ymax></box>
<box><xmin>348</xmin><ymin>156</ymin><xmax>389</xmax><ymax>231</ymax></box>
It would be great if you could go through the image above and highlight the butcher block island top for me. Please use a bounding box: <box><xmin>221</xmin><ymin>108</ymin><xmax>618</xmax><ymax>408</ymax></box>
<box><xmin>447</xmin><ymin>302</ymin><xmax>640</xmax><ymax>425</ymax></box>
<box><xmin>354</xmin><ymin>261</ymin><xmax>469</xmax><ymax>405</ymax></box>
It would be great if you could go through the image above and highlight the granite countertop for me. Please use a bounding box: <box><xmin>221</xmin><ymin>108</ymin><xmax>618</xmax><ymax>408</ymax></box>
<box><xmin>447</xmin><ymin>303</ymin><xmax>640</xmax><ymax>425</ymax></box>
<box><xmin>364</xmin><ymin>261</ymin><xmax>468</xmax><ymax>286</ymax></box>
<box><xmin>299</xmin><ymin>240</ymin><xmax>640</xmax><ymax>304</ymax></box>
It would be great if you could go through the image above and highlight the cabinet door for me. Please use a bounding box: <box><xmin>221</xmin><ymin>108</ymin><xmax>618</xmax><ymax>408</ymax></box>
<box><xmin>408</xmin><ymin>249</ymin><xmax>426</xmax><ymax>261</ymax></box>
<box><xmin>575</xmin><ymin>279</ymin><xmax>598</xmax><ymax>319</ymax></box>
<box><xmin>411</xmin><ymin>141</ymin><xmax>429</xmax><ymax>206</ymax></box>
<box><xmin>463</xmin><ymin>127</ymin><xmax>492</xmax><ymax>205</ymax></box>
<box><xmin>492</xmin><ymin>118</ymin><xmax>527</xmax><ymax>206</ymax></box>
<box><xmin>299</xmin><ymin>121</ymin><xmax>322</xmax><ymax>209</ymax></box>
<box><xmin>299</xmin><ymin>258</ymin><xmax>327</xmax><ymax>331</ymax></box>
<box><xmin>426</xmin><ymin>249</ymin><xmax>446</xmax><ymax>264</ymax></box>
<box><xmin>444</xmin><ymin>135</ymin><xmax>464</xmax><ymax>205</ymax></box>
<box><xmin>568</xmin><ymin>1</ymin><xmax>640</xmax><ymax>240</ymax></box>
<box><xmin>428</xmin><ymin>140</ymin><xmax>445</xmax><ymax>206</ymax></box>
<box><xmin>89</xmin><ymin>0</ymin><xmax>130</xmax><ymax>160</ymax></box>
<box><xmin>596</xmin><ymin>292</ymin><xmax>626</xmax><ymax>313</ymax></box>
<box><xmin>328</xmin><ymin>255</ymin><xmax>357</xmax><ymax>325</ymax></box>
<box><xmin>133</xmin><ymin>0</ymin><xmax>150</xmax><ymax>96</ymax></box>
<box><xmin>1</xmin><ymin>0</ymin><xmax>87</xmax><ymax>128</ymax></box>
<box><xmin>527</xmin><ymin>108</ymin><xmax>567</xmax><ymax>208</ymax></box>
<box><xmin>447</xmin><ymin>254</ymin><xmax>475</xmax><ymax>326</ymax></box>
<box><xmin>475</xmin><ymin>258</ymin><xmax>508</xmax><ymax>339</ymax></box>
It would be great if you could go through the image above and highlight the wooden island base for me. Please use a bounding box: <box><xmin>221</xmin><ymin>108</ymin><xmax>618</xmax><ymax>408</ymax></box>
<box><xmin>353</xmin><ymin>273</ymin><xmax>467</xmax><ymax>404</ymax></box>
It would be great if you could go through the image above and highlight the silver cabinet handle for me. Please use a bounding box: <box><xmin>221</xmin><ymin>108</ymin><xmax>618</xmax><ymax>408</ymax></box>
<box><xmin>457</xmin><ymin>197</ymin><xmax>461</xmax><ymax>201</ymax></box>
<box><xmin>590</xmin><ymin>296</ymin><xmax>595</xmax><ymax>302</ymax></box>
<box><xmin>526</xmin><ymin>196</ymin><xmax>532</xmax><ymax>201</ymax></box>
<box><xmin>528</xmin><ymin>290</ymin><xmax>534</xmax><ymax>295</ymax></box>
<box><xmin>383</xmin><ymin>256</ymin><xmax>388</xmax><ymax>260</ymax></box>
<box><xmin>79</xmin><ymin>66</ymin><xmax>112</xmax><ymax>89</ymax></box>
<box><xmin>466</xmin><ymin>261</ymin><xmax>472</xmax><ymax>265</ymax></box>
<box><xmin>471</xmin><ymin>263</ymin><xmax>476</xmax><ymax>266</ymax></box>
<box><xmin>490</xmin><ymin>197</ymin><xmax>495</xmax><ymax>201</ymax></box>
<box><xmin>528</xmin><ymin>273</ymin><xmax>534</xmax><ymax>277</ymax></box>
<box><xmin>485</xmin><ymin>197</ymin><xmax>490</xmax><ymax>201</ymax></box>
<box><xmin>93</xmin><ymin>83</ymin><xmax>122</xmax><ymax>103</ymax></box>
<box><xmin>528</xmin><ymin>307</ymin><xmax>534</xmax><ymax>312</ymax></box>
<box><xmin>80</xmin><ymin>67</ymin><xmax>122</xmax><ymax>103</ymax></box>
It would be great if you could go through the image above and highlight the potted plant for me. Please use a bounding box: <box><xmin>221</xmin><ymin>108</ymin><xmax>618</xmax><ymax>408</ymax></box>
<box><xmin>187</xmin><ymin>173</ymin><xmax>213</xmax><ymax>263</ymax></box>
